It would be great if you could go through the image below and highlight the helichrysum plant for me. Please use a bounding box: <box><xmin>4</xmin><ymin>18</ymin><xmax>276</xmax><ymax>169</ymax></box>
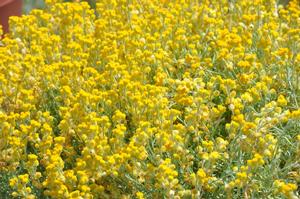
<box><xmin>0</xmin><ymin>0</ymin><xmax>300</xmax><ymax>198</ymax></box>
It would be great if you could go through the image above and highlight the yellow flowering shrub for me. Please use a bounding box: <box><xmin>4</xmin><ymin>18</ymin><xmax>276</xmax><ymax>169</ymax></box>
<box><xmin>0</xmin><ymin>0</ymin><xmax>300</xmax><ymax>198</ymax></box>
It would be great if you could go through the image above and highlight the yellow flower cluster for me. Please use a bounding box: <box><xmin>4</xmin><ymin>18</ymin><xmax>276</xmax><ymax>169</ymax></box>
<box><xmin>0</xmin><ymin>0</ymin><xmax>300</xmax><ymax>198</ymax></box>
<box><xmin>274</xmin><ymin>180</ymin><xmax>298</xmax><ymax>199</ymax></box>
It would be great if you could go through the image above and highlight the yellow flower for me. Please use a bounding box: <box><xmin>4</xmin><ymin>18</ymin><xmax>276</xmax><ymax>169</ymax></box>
<box><xmin>277</xmin><ymin>95</ymin><xmax>288</xmax><ymax>107</ymax></box>
<box><xmin>197</xmin><ymin>168</ymin><xmax>206</xmax><ymax>178</ymax></box>
<box><xmin>136</xmin><ymin>191</ymin><xmax>144</xmax><ymax>199</ymax></box>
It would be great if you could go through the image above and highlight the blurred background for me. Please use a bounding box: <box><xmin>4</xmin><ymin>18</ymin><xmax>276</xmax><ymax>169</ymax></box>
<box><xmin>23</xmin><ymin>0</ymin><xmax>292</xmax><ymax>13</ymax></box>
<box><xmin>23</xmin><ymin>0</ymin><xmax>44</xmax><ymax>13</ymax></box>
<box><xmin>0</xmin><ymin>0</ymin><xmax>294</xmax><ymax>16</ymax></box>
<box><xmin>23</xmin><ymin>0</ymin><xmax>96</xmax><ymax>13</ymax></box>
<box><xmin>23</xmin><ymin>0</ymin><xmax>291</xmax><ymax>13</ymax></box>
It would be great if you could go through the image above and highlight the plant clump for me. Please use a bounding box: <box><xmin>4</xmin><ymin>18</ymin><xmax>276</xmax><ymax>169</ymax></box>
<box><xmin>0</xmin><ymin>0</ymin><xmax>300</xmax><ymax>198</ymax></box>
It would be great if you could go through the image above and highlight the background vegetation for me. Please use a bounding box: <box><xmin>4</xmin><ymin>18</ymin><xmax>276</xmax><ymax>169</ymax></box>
<box><xmin>23</xmin><ymin>0</ymin><xmax>96</xmax><ymax>13</ymax></box>
<box><xmin>22</xmin><ymin>0</ymin><xmax>292</xmax><ymax>14</ymax></box>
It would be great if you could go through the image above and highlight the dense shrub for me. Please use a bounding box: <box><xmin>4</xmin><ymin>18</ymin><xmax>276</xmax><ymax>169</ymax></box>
<box><xmin>0</xmin><ymin>0</ymin><xmax>300</xmax><ymax>198</ymax></box>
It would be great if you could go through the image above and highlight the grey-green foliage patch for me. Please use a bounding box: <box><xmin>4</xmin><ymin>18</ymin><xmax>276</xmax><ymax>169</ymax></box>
<box><xmin>23</xmin><ymin>0</ymin><xmax>45</xmax><ymax>14</ymax></box>
<box><xmin>0</xmin><ymin>172</ymin><xmax>14</xmax><ymax>199</ymax></box>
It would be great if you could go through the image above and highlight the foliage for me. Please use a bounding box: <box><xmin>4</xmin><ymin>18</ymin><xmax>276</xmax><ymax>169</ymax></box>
<box><xmin>0</xmin><ymin>0</ymin><xmax>300</xmax><ymax>198</ymax></box>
